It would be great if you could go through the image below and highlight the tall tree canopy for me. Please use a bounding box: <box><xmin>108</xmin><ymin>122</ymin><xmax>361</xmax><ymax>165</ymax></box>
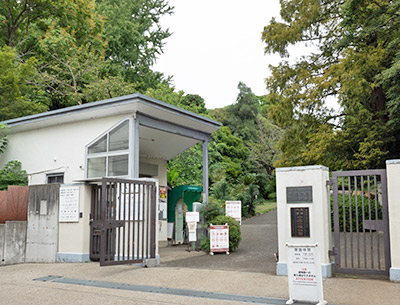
<box><xmin>262</xmin><ymin>0</ymin><xmax>400</xmax><ymax>170</ymax></box>
<box><xmin>0</xmin><ymin>0</ymin><xmax>173</xmax><ymax>115</ymax></box>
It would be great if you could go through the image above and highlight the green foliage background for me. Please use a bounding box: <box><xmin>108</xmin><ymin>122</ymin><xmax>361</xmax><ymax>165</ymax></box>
<box><xmin>1</xmin><ymin>0</ymin><xmax>399</xmax><ymax>208</ymax></box>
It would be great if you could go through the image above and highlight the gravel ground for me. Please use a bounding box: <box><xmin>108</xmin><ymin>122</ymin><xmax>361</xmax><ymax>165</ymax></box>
<box><xmin>161</xmin><ymin>210</ymin><xmax>278</xmax><ymax>274</ymax></box>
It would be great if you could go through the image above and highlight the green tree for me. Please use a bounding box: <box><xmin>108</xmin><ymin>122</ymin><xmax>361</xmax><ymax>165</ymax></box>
<box><xmin>0</xmin><ymin>0</ymin><xmax>56</xmax><ymax>48</ymax></box>
<box><xmin>216</xmin><ymin>82</ymin><xmax>260</xmax><ymax>143</ymax></box>
<box><xmin>0</xmin><ymin>124</ymin><xmax>8</xmax><ymax>154</ymax></box>
<box><xmin>262</xmin><ymin>0</ymin><xmax>400</xmax><ymax>170</ymax></box>
<box><xmin>96</xmin><ymin>0</ymin><xmax>173</xmax><ymax>89</ymax></box>
<box><xmin>0</xmin><ymin>161</ymin><xmax>28</xmax><ymax>190</ymax></box>
<box><xmin>0</xmin><ymin>46</ymin><xmax>47</xmax><ymax>120</ymax></box>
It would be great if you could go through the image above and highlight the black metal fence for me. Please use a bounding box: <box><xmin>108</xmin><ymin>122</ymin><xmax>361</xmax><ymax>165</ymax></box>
<box><xmin>331</xmin><ymin>169</ymin><xmax>390</xmax><ymax>275</ymax></box>
<box><xmin>90</xmin><ymin>178</ymin><xmax>157</xmax><ymax>266</ymax></box>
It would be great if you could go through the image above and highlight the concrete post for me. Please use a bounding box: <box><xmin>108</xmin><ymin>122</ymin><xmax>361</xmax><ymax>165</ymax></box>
<box><xmin>130</xmin><ymin>115</ymin><xmax>140</xmax><ymax>179</ymax></box>
<box><xmin>276</xmin><ymin>165</ymin><xmax>333</xmax><ymax>278</ymax></box>
<box><xmin>386</xmin><ymin>160</ymin><xmax>400</xmax><ymax>282</ymax></box>
<box><xmin>202</xmin><ymin>140</ymin><xmax>209</xmax><ymax>204</ymax></box>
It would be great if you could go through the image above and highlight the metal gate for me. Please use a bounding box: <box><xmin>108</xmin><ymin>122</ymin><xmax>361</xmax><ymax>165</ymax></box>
<box><xmin>331</xmin><ymin>169</ymin><xmax>390</xmax><ymax>275</ymax></box>
<box><xmin>90</xmin><ymin>178</ymin><xmax>157</xmax><ymax>266</ymax></box>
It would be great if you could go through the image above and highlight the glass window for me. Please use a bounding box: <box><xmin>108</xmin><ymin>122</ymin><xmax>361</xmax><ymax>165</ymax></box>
<box><xmin>86</xmin><ymin>119</ymin><xmax>130</xmax><ymax>178</ymax></box>
<box><xmin>47</xmin><ymin>173</ymin><xmax>64</xmax><ymax>184</ymax></box>
<box><xmin>87</xmin><ymin>157</ymin><xmax>106</xmax><ymax>178</ymax></box>
<box><xmin>108</xmin><ymin>155</ymin><xmax>128</xmax><ymax>176</ymax></box>
<box><xmin>109</xmin><ymin>120</ymin><xmax>129</xmax><ymax>151</ymax></box>
<box><xmin>88</xmin><ymin>135</ymin><xmax>107</xmax><ymax>154</ymax></box>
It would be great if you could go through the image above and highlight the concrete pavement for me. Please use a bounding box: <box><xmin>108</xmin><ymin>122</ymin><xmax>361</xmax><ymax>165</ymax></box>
<box><xmin>1</xmin><ymin>211</ymin><xmax>399</xmax><ymax>304</ymax></box>
<box><xmin>0</xmin><ymin>261</ymin><xmax>399</xmax><ymax>305</ymax></box>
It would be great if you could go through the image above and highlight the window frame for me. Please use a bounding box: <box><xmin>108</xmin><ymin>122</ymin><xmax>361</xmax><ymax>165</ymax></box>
<box><xmin>47</xmin><ymin>173</ymin><xmax>65</xmax><ymax>184</ymax></box>
<box><xmin>85</xmin><ymin>118</ymin><xmax>131</xmax><ymax>179</ymax></box>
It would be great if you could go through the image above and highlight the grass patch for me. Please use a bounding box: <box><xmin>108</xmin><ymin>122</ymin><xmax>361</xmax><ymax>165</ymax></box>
<box><xmin>255</xmin><ymin>200</ymin><xmax>277</xmax><ymax>215</ymax></box>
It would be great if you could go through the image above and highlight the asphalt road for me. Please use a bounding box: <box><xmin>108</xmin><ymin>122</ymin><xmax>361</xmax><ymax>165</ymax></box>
<box><xmin>161</xmin><ymin>209</ymin><xmax>278</xmax><ymax>274</ymax></box>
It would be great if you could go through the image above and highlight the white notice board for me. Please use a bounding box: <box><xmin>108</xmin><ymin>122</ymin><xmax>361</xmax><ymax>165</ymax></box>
<box><xmin>286</xmin><ymin>243</ymin><xmax>327</xmax><ymax>305</ymax></box>
<box><xmin>210</xmin><ymin>224</ymin><xmax>229</xmax><ymax>253</ymax></box>
<box><xmin>59</xmin><ymin>186</ymin><xmax>80</xmax><ymax>222</ymax></box>
<box><xmin>225</xmin><ymin>201</ymin><xmax>241</xmax><ymax>225</ymax></box>
<box><xmin>185</xmin><ymin>212</ymin><xmax>199</xmax><ymax>223</ymax></box>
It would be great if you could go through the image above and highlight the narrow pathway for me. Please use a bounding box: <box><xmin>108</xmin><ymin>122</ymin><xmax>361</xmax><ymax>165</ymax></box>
<box><xmin>160</xmin><ymin>209</ymin><xmax>278</xmax><ymax>274</ymax></box>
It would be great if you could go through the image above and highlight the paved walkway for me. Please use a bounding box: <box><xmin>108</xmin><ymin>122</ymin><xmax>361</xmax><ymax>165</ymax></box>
<box><xmin>1</xmin><ymin>210</ymin><xmax>399</xmax><ymax>304</ymax></box>
<box><xmin>161</xmin><ymin>210</ymin><xmax>278</xmax><ymax>274</ymax></box>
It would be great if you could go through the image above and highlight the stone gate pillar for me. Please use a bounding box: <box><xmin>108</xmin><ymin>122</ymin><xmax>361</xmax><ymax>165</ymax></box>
<box><xmin>276</xmin><ymin>165</ymin><xmax>334</xmax><ymax>278</ymax></box>
<box><xmin>386</xmin><ymin>160</ymin><xmax>400</xmax><ymax>282</ymax></box>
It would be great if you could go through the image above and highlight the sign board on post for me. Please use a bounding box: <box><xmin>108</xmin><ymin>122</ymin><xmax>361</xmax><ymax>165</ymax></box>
<box><xmin>185</xmin><ymin>212</ymin><xmax>199</xmax><ymax>242</ymax></box>
<box><xmin>209</xmin><ymin>224</ymin><xmax>229</xmax><ymax>255</ymax></box>
<box><xmin>286</xmin><ymin>243</ymin><xmax>327</xmax><ymax>305</ymax></box>
<box><xmin>225</xmin><ymin>201</ymin><xmax>242</xmax><ymax>225</ymax></box>
<box><xmin>59</xmin><ymin>186</ymin><xmax>80</xmax><ymax>222</ymax></box>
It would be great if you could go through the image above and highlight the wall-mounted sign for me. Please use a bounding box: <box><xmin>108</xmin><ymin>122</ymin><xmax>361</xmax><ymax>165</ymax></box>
<box><xmin>59</xmin><ymin>186</ymin><xmax>80</xmax><ymax>222</ymax></box>
<box><xmin>225</xmin><ymin>201</ymin><xmax>242</xmax><ymax>225</ymax></box>
<box><xmin>286</xmin><ymin>243</ymin><xmax>327</xmax><ymax>305</ymax></box>
<box><xmin>210</xmin><ymin>224</ymin><xmax>229</xmax><ymax>254</ymax></box>
<box><xmin>287</xmin><ymin>186</ymin><xmax>313</xmax><ymax>203</ymax></box>
<box><xmin>291</xmin><ymin>207</ymin><xmax>310</xmax><ymax>237</ymax></box>
<box><xmin>159</xmin><ymin>186</ymin><xmax>167</xmax><ymax>201</ymax></box>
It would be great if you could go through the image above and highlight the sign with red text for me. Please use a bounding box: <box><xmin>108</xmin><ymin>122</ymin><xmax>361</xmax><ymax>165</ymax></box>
<box><xmin>210</xmin><ymin>224</ymin><xmax>229</xmax><ymax>253</ymax></box>
<box><xmin>286</xmin><ymin>243</ymin><xmax>327</xmax><ymax>305</ymax></box>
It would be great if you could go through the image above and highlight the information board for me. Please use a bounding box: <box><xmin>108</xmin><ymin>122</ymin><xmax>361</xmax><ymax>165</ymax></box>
<box><xmin>210</xmin><ymin>224</ymin><xmax>229</xmax><ymax>253</ymax></box>
<box><xmin>225</xmin><ymin>201</ymin><xmax>242</xmax><ymax>225</ymax></box>
<box><xmin>185</xmin><ymin>212</ymin><xmax>200</xmax><ymax>223</ymax></box>
<box><xmin>187</xmin><ymin>222</ymin><xmax>197</xmax><ymax>242</ymax></box>
<box><xmin>286</xmin><ymin>243</ymin><xmax>327</xmax><ymax>305</ymax></box>
<box><xmin>59</xmin><ymin>186</ymin><xmax>80</xmax><ymax>222</ymax></box>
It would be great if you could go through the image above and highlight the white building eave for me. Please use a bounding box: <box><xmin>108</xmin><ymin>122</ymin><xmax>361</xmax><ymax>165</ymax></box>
<box><xmin>1</xmin><ymin>93</ymin><xmax>221</xmax><ymax>135</ymax></box>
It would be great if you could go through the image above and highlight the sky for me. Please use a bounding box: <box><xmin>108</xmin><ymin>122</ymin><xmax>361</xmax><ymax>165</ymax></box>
<box><xmin>154</xmin><ymin>0</ymin><xmax>282</xmax><ymax>110</ymax></box>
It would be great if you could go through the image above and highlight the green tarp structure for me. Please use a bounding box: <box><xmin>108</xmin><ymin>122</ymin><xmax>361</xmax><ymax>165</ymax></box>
<box><xmin>167</xmin><ymin>185</ymin><xmax>202</xmax><ymax>223</ymax></box>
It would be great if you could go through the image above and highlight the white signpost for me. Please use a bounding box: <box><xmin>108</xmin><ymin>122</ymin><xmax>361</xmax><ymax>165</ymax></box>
<box><xmin>186</xmin><ymin>212</ymin><xmax>199</xmax><ymax>242</ymax></box>
<box><xmin>286</xmin><ymin>243</ymin><xmax>327</xmax><ymax>305</ymax></box>
<box><xmin>225</xmin><ymin>201</ymin><xmax>242</xmax><ymax>225</ymax></box>
<box><xmin>59</xmin><ymin>186</ymin><xmax>80</xmax><ymax>222</ymax></box>
<box><xmin>209</xmin><ymin>224</ymin><xmax>229</xmax><ymax>255</ymax></box>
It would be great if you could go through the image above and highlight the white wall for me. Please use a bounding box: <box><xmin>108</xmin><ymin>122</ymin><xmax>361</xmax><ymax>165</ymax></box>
<box><xmin>1</xmin><ymin>114</ymin><xmax>128</xmax><ymax>185</ymax></box>
<box><xmin>140</xmin><ymin>157</ymin><xmax>168</xmax><ymax>242</ymax></box>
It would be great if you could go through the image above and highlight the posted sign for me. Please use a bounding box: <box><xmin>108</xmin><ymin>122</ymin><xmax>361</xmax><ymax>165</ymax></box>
<box><xmin>59</xmin><ymin>186</ymin><xmax>80</xmax><ymax>222</ymax></box>
<box><xmin>286</xmin><ymin>243</ymin><xmax>327</xmax><ymax>305</ymax></box>
<box><xmin>186</xmin><ymin>212</ymin><xmax>199</xmax><ymax>242</ymax></box>
<box><xmin>225</xmin><ymin>201</ymin><xmax>241</xmax><ymax>225</ymax></box>
<box><xmin>210</xmin><ymin>224</ymin><xmax>229</xmax><ymax>254</ymax></box>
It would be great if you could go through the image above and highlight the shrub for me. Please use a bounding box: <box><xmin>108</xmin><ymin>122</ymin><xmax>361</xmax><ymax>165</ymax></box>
<box><xmin>0</xmin><ymin>161</ymin><xmax>28</xmax><ymax>190</ymax></box>
<box><xmin>209</xmin><ymin>215</ymin><xmax>241</xmax><ymax>252</ymax></box>
<box><xmin>238</xmin><ymin>183</ymin><xmax>259</xmax><ymax>218</ymax></box>
<box><xmin>201</xmin><ymin>202</ymin><xmax>223</xmax><ymax>224</ymax></box>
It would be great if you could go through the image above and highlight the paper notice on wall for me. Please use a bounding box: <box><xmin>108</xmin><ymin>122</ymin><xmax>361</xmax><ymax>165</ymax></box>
<box><xmin>59</xmin><ymin>186</ymin><xmax>80</xmax><ymax>222</ymax></box>
<box><xmin>225</xmin><ymin>201</ymin><xmax>242</xmax><ymax>225</ymax></box>
<box><xmin>210</xmin><ymin>224</ymin><xmax>229</xmax><ymax>253</ymax></box>
<box><xmin>286</xmin><ymin>243</ymin><xmax>327</xmax><ymax>305</ymax></box>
